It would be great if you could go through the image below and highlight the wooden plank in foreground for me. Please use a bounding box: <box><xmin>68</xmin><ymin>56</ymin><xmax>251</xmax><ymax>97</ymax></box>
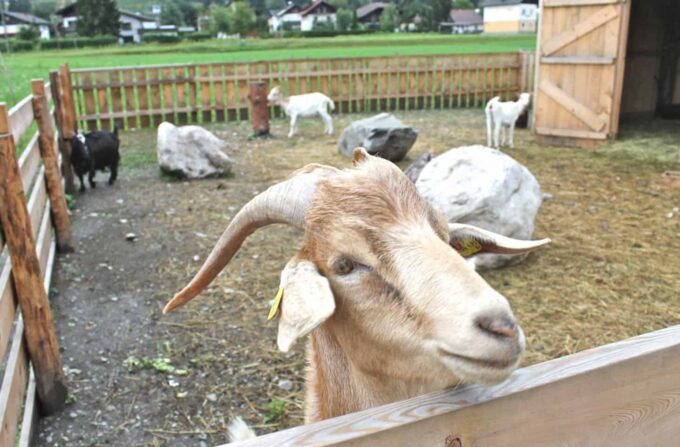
<box><xmin>229</xmin><ymin>325</ymin><xmax>680</xmax><ymax>447</ymax></box>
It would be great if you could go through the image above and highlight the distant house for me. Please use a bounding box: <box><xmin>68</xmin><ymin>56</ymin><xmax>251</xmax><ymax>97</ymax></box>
<box><xmin>55</xmin><ymin>3</ymin><xmax>158</xmax><ymax>43</ymax></box>
<box><xmin>0</xmin><ymin>11</ymin><xmax>51</xmax><ymax>39</ymax></box>
<box><xmin>356</xmin><ymin>2</ymin><xmax>389</xmax><ymax>29</ymax></box>
<box><xmin>268</xmin><ymin>3</ymin><xmax>303</xmax><ymax>32</ymax></box>
<box><xmin>439</xmin><ymin>9</ymin><xmax>483</xmax><ymax>34</ymax></box>
<box><xmin>269</xmin><ymin>0</ymin><xmax>337</xmax><ymax>33</ymax></box>
<box><xmin>483</xmin><ymin>0</ymin><xmax>539</xmax><ymax>33</ymax></box>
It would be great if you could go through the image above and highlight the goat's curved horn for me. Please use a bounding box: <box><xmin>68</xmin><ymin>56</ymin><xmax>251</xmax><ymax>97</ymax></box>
<box><xmin>448</xmin><ymin>223</ymin><xmax>551</xmax><ymax>256</ymax></box>
<box><xmin>163</xmin><ymin>166</ymin><xmax>337</xmax><ymax>314</ymax></box>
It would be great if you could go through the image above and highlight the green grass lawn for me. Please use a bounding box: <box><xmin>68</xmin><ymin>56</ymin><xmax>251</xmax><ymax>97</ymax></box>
<box><xmin>1</xmin><ymin>33</ymin><xmax>536</xmax><ymax>106</ymax></box>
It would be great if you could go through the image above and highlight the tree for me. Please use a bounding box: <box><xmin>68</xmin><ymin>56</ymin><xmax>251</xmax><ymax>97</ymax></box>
<box><xmin>178</xmin><ymin>1</ymin><xmax>205</xmax><ymax>28</ymax></box>
<box><xmin>227</xmin><ymin>1</ymin><xmax>255</xmax><ymax>36</ymax></box>
<box><xmin>32</xmin><ymin>0</ymin><xmax>58</xmax><ymax>20</ymax></box>
<box><xmin>431</xmin><ymin>0</ymin><xmax>452</xmax><ymax>25</ymax></box>
<box><xmin>76</xmin><ymin>0</ymin><xmax>120</xmax><ymax>37</ymax></box>
<box><xmin>210</xmin><ymin>6</ymin><xmax>230</xmax><ymax>34</ymax></box>
<box><xmin>336</xmin><ymin>8</ymin><xmax>353</xmax><ymax>32</ymax></box>
<box><xmin>379</xmin><ymin>4</ymin><xmax>399</xmax><ymax>32</ymax></box>
<box><xmin>9</xmin><ymin>0</ymin><xmax>31</xmax><ymax>13</ymax></box>
<box><xmin>17</xmin><ymin>26</ymin><xmax>40</xmax><ymax>41</ymax></box>
<box><xmin>399</xmin><ymin>0</ymin><xmax>433</xmax><ymax>31</ymax></box>
<box><xmin>161</xmin><ymin>0</ymin><xmax>184</xmax><ymax>26</ymax></box>
<box><xmin>452</xmin><ymin>0</ymin><xmax>475</xmax><ymax>8</ymax></box>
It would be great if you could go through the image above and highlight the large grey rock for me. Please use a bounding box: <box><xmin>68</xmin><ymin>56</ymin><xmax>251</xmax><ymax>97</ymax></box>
<box><xmin>404</xmin><ymin>151</ymin><xmax>435</xmax><ymax>183</ymax></box>
<box><xmin>338</xmin><ymin>113</ymin><xmax>417</xmax><ymax>162</ymax></box>
<box><xmin>416</xmin><ymin>145</ymin><xmax>542</xmax><ymax>269</ymax></box>
<box><xmin>157</xmin><ymin>122</ymin><xmax>233</xmax><ymax>179</ymax></box>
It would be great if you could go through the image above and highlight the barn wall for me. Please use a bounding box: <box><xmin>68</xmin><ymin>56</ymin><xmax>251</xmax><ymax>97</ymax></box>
<box><xmin>620</xmin><ymin>0</ymin><xmax>662</xmax><ymax>117</ymax></box>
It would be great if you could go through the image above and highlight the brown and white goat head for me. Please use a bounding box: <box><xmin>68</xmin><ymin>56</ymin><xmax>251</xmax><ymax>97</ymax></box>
<box><xmin>164</xmin><ymin>148</ymin><xmax>550</xmax><ymax>420</ymax></box>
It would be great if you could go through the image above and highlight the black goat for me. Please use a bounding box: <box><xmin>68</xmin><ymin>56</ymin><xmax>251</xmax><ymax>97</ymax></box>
<box><xmin>70</xmin><ymin>127</ymin><xmax>120</xmax><ymax>192</ymax></box>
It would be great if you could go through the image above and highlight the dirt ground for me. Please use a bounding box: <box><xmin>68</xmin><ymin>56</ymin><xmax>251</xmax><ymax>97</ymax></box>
<box><xmin>36</xmin><ymin>110</ymin><xmax>680</xmax><ymax>446</ymax></box>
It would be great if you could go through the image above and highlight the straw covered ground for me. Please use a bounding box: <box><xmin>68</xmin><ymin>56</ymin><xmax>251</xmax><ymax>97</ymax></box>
<box><xmin>37</xmin><ymin>110</ymin><xmax>680</xmax><ymax>446</ymax></box>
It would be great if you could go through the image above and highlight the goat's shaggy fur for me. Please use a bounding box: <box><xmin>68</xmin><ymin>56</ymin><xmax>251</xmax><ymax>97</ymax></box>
<box><xmin>70</xmin><ymin>127</ymin><xmax>120</xmax><ymax>192</ymax></box>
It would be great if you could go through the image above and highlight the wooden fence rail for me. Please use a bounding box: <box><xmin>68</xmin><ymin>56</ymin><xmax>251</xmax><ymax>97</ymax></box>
<box><xmin>228</xmin><ymin>325</ymin><xmax>680</xmax><ymax>447</ymax></box>
<box><xmin>0</xmin><ymin>74</ymin><xmax>73</xmax><ymax>446</ymax></box>
<box><xmin>70</xmin><ymin>52</ymin><xmax>536</xmax><ymax>131</ymax></box>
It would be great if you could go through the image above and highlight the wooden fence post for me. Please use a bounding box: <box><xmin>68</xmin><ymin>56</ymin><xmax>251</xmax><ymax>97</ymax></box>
<box><xmin>249</xmin><ymin>82</ymin><xmax>269</xmax><ymax>137</ymax></box>
<box><xmin>0</xmin><ymin>103</ymin><xmax>68</xmax><ymax>416</ymax></box>
<box><xmin>49</xmin><ymin>70</ymin><xmax>76</xmax><ymax>195</ymax></box>
<box><xmin>31</xmin><ymin>80</ymin><xmax>74</xmax><ymax>253</ymax></box>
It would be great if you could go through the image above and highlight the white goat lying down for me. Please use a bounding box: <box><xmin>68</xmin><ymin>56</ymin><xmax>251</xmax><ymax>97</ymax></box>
<box><xmin>163</xmin><ymin>148</ymin><xmax>550</xmax><ymax>442</ymax></box>
<box><xmin>485</xmin><ymin>93</ymin><xmax>531</xmax><ymax>149</ymax></box>
<box><xmin>267</xmin><ymin>86</ymin><xmax>335</xmax><ymax>138</ymax></box>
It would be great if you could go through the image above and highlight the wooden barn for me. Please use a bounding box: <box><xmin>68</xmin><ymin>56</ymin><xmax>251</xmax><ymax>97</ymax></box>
<box><xmin>533</xmin><ymin>0</ymin><xmax>680</xmax><ymax>147</ymax></box>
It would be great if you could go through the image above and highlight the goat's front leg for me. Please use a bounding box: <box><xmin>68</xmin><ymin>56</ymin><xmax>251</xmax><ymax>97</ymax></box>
<box><xmin>78</xmin><ymin>174</ymin><xmax>86</xmax><ymax>192</ymax></box>
<box><xmin>288</xmin><ymin>113</ymin><xmax>298</xmax><ymax>138</ymax></box>
<box><xmin>508</xmin><ymin>121</ymin><xmax>516</xmax><ymax>148</ymax></box>
<box><xmin>109</xmin><ymin>163</ymin><xmax>118</xmax><ymax>185</ymax></box>
<box><xmin>89</xmin><ymin>166</ymin><xmax>97</xmax><ymax>189</ymax></box>
<box><xmin>493</xmin><ymin>121</ymin><xmax>501</xmax><ymax>149</ymax></box>
<box><xmin>500</xmin><ymin>125</ymin><xmax>506</xmax><ymax>147</ymax></box>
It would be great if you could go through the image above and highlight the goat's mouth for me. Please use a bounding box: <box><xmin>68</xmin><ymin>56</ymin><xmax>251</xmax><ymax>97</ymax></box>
<box><xmin>437</xmin><ymin>347</ymin><xmax>518</xmax><ymax>370</ymax></box>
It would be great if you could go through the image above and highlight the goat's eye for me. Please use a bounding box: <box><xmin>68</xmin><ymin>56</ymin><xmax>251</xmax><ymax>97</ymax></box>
<box><xmin>333</xmin><ymin>258</ymin><xmax>355</xmax><ymax>275</ymax></box>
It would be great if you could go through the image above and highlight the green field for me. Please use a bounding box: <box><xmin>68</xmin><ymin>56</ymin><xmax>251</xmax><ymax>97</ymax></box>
<box><xmin>0</xmin><ymin>33</ymin><xmax>535</xmax><ymax>106</ymax></box>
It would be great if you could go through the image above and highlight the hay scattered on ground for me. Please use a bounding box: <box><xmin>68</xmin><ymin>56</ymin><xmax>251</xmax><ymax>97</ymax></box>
<box><xmin>41</xmin><ymin>109</ymin><xmax>680</xmax><ymax>446</ymax></box>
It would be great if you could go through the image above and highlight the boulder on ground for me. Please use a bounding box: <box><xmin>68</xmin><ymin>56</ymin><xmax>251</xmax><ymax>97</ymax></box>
<box><xmin>404</xmin><ymin>151</ymin><xmax>435</xmax><ymax>183</ymax></box>
<box><xmin>157</xmin><ymin>122</ymin><xmax>233</xmax><ymax>179</ymax></box>
<box><xmin>338</xmin><ymin>113</ymin><xmax>417</xmax><ymax>162</ymax></box>
<box><xmin>416</xmin><ymin>145</ymin><xmax>543</xmax><ymax>269</ymax></box>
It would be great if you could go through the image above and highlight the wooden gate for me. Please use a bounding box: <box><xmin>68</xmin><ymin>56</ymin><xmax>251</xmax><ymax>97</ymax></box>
<box><xmin>533</xmin><ymin>0</ymin><xmax>631</xmax><ymax>147</ymax></box>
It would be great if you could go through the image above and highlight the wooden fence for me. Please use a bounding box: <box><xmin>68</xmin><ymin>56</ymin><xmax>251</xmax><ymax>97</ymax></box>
<box><xmin>227</xmin><ymin>325</ymin><xmax>680</xmax><ymax>446</ymax></box>
<box><xmin>0</xmin><ymin>74</ymin><xmax>74</xmax><ymax>446</ymax></box>
<box><xmin>70</xmin><ymin>51</ymin><xmax>536</xmax><ymax>131</ymax></box>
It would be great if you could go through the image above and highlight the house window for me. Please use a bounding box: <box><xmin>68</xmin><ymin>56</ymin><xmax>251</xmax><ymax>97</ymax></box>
<box><xmin>121</xmin><ymin>22</ymin><xmax>132</xmax><ymax>31</ymax></box>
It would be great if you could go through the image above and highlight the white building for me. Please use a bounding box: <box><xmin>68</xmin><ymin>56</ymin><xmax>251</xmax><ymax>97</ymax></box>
<box><xmin>55</xmin><ymin>3</ymin><xmax>158</xmax><ymax>43</ymax></box>
<box><xmin>269</xmin><ymin>0</ymin><xmax>337</xmax><ymax>33</ymax></box>
<box><xmin>0</xmin><ymin>11</ymin><xmax>51</xmax><ymax>39</ymax></box>
<box><xmin>483</xmin><ymin>0</ymin><xmax>538</xmax><ymax>33</ymax></box>
<box><xmin>119</xmin><ymin>10</ymin><xmax>160</xmax><ymax>43</ymax></box>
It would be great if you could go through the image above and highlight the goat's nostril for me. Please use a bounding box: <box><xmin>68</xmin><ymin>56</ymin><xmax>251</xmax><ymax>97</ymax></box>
<box><xmin>476</xmin><ymin>316</ymin><xmax>518</xmax><ymax>340</ymax></box>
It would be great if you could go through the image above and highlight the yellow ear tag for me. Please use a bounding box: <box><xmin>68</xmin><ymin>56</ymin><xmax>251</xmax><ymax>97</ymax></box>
<box><xmin>455</xmin><ymin>237</ymin><xmax>483</xmax><ymax>258</ymax></box>
<box><xmin>268</xmin><ymin>288</ymin><xmax>284</xmax><ymax>321</ymax></box>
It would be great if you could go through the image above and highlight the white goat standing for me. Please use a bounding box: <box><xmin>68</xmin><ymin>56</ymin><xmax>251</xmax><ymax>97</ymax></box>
<box><xmin>267</xmin><ymin>86</ymin><xmax>335</xmax><ymax>138</ymax></box>
<box><xmin>485</xmin><ymin>93</ymin><xmax>531</xmax><ymax>149</ymax></box>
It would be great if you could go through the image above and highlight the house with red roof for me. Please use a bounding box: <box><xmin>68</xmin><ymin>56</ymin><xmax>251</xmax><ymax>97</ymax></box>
<box><xmin>268</xmin><ymin>0</ymin><xmax>337</xmax><ymax>33</ymax></box>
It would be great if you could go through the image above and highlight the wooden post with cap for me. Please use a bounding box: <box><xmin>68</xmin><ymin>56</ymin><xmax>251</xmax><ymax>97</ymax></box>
<box><xmin>31</xmin><ymin>79</ymin><xmax>74</xmax><ymax>253</ymax></box>
<box><xmin>249</xmin><ymin>81</ymin><xmax>270</xmax><ymax>137</ymax></box>
<box><xmin>49</xmin><ymin>69</ymin><xmax>76</xmax><ymax>194</ymax></box>
<box><xmin>0</xmin><ymin>103</ymin><xmax>68</xmax><ymax>415</ymax></box>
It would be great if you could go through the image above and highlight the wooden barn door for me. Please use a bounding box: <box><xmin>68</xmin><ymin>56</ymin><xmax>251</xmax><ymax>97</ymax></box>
<box><xmin>534</xmin><ymin>0</ymin><xmax>631</xmax><ymax>147</ymax></box>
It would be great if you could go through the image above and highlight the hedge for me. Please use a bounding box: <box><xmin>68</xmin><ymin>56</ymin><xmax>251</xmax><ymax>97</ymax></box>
<box><xmin>10</xmin><ymin>40</ymin><xmax>35</xmax><ymax>52</ymax></box>
<box><xmin>141</xmin><ymin>34</ymin><xmax>181</xmax><ymax>44</ymax></box>
<box><xmin>183</xmin><ymin>32</ymin><xmax>212</xmax><ymax>41</ymax></box>
<box><xmin>40</xmin><ymin>35</ymin><xmax>118</xmax><ymax>50</ymax></box>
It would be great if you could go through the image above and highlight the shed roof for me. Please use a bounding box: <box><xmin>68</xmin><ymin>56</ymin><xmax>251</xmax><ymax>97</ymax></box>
<box><xmin>447</xmin><ymin>9</ymin><xmax>482</xmax><ymax>25</ymax></box>
<box><xmin>483</xmin><ymin>0</ymin><xmax>538</xmax><ymax>7</ymax></box>
<box><xmin>300</xmin><ymin>0</ymin><xmax>337</xmax><ymax>17</ymax></box>
<box><xmin>356</xmin><ymin>2</ymin><xmax>389</xmax><ymax>20</ymax></box>
<box><xmin>1</xmin><ymin>11</ymin><xmax>50</xmax><ymax>25</ymax></box>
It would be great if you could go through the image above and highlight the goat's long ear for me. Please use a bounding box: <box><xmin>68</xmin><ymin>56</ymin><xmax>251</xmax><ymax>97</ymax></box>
<box><xmin>275</xmin><ymin>257</ymin><xmax>335</xmax><ymax>353</ymax></box>
<box><xmin>448</xmin><ymin>223</ymin><xmax>551</xmax><ymax>258</ymax></box>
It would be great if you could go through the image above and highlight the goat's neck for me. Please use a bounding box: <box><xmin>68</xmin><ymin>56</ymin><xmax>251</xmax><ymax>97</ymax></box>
<box><xmin>276</xmin><ymin>97</ymin><xmax>291</xmax><ymax>114</ymax></box>
<box><xmin>304</xmin><ymin>324</ymin><xmax>438</xmax><ymax>423</ymax></box>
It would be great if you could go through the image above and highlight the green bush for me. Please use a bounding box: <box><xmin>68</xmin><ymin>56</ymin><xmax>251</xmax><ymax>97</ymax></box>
<box><xmin>17</xmin><ymin>26</ymin><xmax>41</xmax><ymax>41</ymax></box>
<box><xmin>183</xmin><ymin>32</ymin><xmax>212</xmax><ymax>41</ymax></box>
<box><xmin>10</xmin><ymin>39</ymin><xmax>35</xmax><ymax>52</ymax></box>
<box><xmin>40</xmin><ymin>35</ymin><xmax>117</xmax><ymax>50</ymax></box>
<box><xmin>141</xmin><ymin>34</ymin><xmax>181</xmax><ymax>44</ymax></box>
